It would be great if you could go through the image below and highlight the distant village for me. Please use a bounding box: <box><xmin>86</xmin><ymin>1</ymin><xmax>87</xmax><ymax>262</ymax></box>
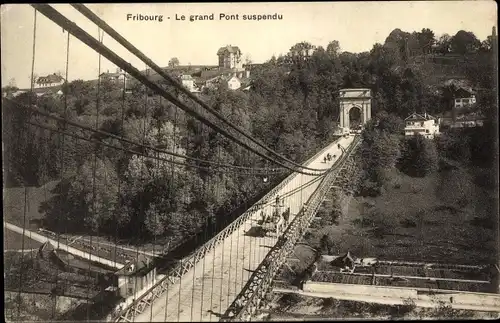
<box><xmin>3</xmin><ymin>44</ymin><xmax>484</xmax><ymax>135</ymax></box>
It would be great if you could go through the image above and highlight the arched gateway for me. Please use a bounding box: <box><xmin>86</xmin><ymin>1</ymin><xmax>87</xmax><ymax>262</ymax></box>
<box><xmin>338</xmin><ymin>88</ymin><xmax>372</xmax><ymax>130</ymax></box>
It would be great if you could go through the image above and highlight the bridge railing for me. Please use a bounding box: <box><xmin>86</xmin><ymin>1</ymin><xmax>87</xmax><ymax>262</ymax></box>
<box><xmin>112</xmin><ymin>136</ymin><xmax>347</xmax><ymax>322</ymax></box>
<box><xmin>221</xmin><ymin>136</ymin><xmax>361</xmax><ymax>321</ymax></box>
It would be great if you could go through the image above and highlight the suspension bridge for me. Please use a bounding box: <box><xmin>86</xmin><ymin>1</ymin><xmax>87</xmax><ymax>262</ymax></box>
<box><xmin>5</xmin><ymin>5</ymin><xmax>499</xmax><ymax>322</ymax></box>
<box><xmin>3</xmin><ymin>4</ymin><xmax>366</xmax><ymax>322</ymax></box>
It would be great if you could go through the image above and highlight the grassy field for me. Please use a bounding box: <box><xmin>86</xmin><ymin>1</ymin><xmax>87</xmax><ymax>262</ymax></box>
<box><xmin>3</xmin><ymin>180</ymin><xmax>58</xmax><ymax>228</ymax></box>
<box><xmin>4</xmin><ymin>229</ymin><xmax>43</xmax><ymax>250</ymax></box>
<box><xmin>303</xmin><ymin>166</ymin><xmax>497</xmax><ymax>265</ymax></box>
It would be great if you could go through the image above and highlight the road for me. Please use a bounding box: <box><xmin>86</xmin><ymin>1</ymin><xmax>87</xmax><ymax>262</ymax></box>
<box><xmin>133</xmin><ymin>135</ymin><xmax>355</xmax><ymax>322</ymax></box>
<box><xmin>272</xmin><ymin>287</ymin><xmax>500</xmax><ymax>313</ymax></box>
<box><xmin>3</xmin><ymin>221</ymin><xmax>125</xmax><ymax>269</ymax></box>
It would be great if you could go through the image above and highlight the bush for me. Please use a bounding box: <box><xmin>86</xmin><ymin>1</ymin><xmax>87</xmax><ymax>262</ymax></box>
<box><xmin>361</xmin><ymin>210</ymin><xmax>397</xmax><ymax>238</ymax></box>
<box><xmin>278</xmin><ymin>293</ymin><xmax>302</xmax><ymax>311</ymax></box>
<box><xmin>435</xmin><ymin>132</ymin><xmax>471</xmax><ymax>163</ymax></box>
<box><xmin>321</xmin><ymin>298</ymin><xmax>340</xmax><ymax>311</ymax></box>
<box><xmin>359</xmin><ymin>179</ymin><xmax>383</xmax><ymax>197</ymax></box>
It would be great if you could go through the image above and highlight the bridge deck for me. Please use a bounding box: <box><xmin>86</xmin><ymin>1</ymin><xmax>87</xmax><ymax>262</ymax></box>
<box><xmin>133</xmin><ymin>136</ymin><xmax>354</xmax><ymax>322</ymax></box>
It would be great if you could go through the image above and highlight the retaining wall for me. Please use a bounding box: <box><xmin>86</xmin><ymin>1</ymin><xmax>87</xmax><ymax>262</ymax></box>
<box><xmin>302</xmin><ymin>281</ymin><xmax>500</xmax><ymax>309</ymax></box>
<box><xmin>303</xmin><ymin>282</ymin><xmax>417</xmax><ymax>299</ymax></box>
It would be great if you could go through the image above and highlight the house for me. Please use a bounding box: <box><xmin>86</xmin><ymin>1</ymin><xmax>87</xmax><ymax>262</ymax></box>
<box><xmin>450</xmin><ymin>113</ymin><xmax>485</xmax><ymax>129</ymax></box>
<box><xmin>36</xmin><ymin>73</ymin><xmax>65</xmax><ymax>88</ymax></box>
<box><xmin>454</xmin><ymin>92</ymin><xmax>476</xmax><ymax>110</ymax></box>
<box><xmin>227</xmin><ymin>75</ymin><xmax>241</xmax><ymax>90</ymax></box>
<box><xmin>217</xmin><ymin>45</ymin><xmax>243</xmax><ymax>70</ymax></box>
<box><xmin>114</xmin><ymin>254</ymin><xmax>157</xmax><ymax>299</ymax></box>
<box><xmin>404</xmin><ymin>112</ymin><xmax>440</xmax><ymax>139</ymax></box>
<box><xmin>202</xmin><ymin>68</ymin><xmax>251</xmax><ymax>91</ymax></box>
<box><xmin>100</xmin><ymin>68</ymin><xmax>129</xmax><ymax>83</ymax></box>
<box><xmin>442</xmin><ymin>79</ymin><xmax>477</xmax><ymax>111</ymax></box>
<box><xmin>178</xmin><ymin>74</ymin><xmax>198</xmax><ymax>92</ymax></box>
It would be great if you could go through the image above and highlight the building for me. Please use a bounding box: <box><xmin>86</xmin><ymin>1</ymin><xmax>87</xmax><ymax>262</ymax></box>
<box><xmin>203</xmin><ymin>71</ymin><xmax>251</xmax><ymax>91</ymax></box>
<box><xmin>454</xmin><ymin>94</ymin><xmax>477</xmax><ymax>110</ymax></box>
<box><xmin>37</xmin><ymin>241</ymin><xmax>116</xmax><ymax>287</ymax></box>
<box><xmin>217</xmin><ymin>45</ymin><xmax>243</xmax><ymax>70</ymax></box>
<box><xmin>36</xmin><ymin>73</ymin><xmax>65</xmax><ymax>88</ymax></box>
<box><xmin>178</xmin><ymin>74</ymin><xmax>198</xmax><ymax>92</ymax></box>
<box><xmin>114</xmin><ymin>254</ymin><xmax>157</xmax><ymax>299</ymax></box>
<box><xmin>404</xmin><ymin>112</ymin><xmax>440</xmax><ymax>139</ymax></box>
<box><xmin>452</xmin><ymin>83</ymin><xmax>476</xmax><ymax>110</ymax></box>
<box><xmin>100</xmin><ymin>68</ymin><xmax>129</xmax><ymax>83</ymax></box>
<box><xmin>227</xmin><ymin>75</ymin><xmax>241</xmax><ymax>90</ymax></box>
<box><xmin>442</xmin><ymin>79</ymin><xmax>477</xmax><ymax>111</ymax></box>
<box><xmin>450</xmin><ymin>114</ymin><xmax>485</xmax><ymax>129</ymax></box>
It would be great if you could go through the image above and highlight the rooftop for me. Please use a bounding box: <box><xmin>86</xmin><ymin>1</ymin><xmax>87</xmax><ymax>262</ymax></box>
<box><xmin>54</xmin><ymin>248</ymin><xmax>116</xmax><ymax>274</ymax></box>
<box><xmin>37</xmin><ymin>73</ymin><xmax>64</xmax><ymax>84</ymax></box>
<box><xmin>114</xmin><ymin>253</ymin><xmax>153</xmax><ymax>276</ymax></box>
<box><xmin>405</xmin><ymin>112</ymin><xmax>437</xmax><ymax>121</ymax></box>
<box><xmin>339</xmin><ymin>88</ymin><xmax>371</xmax><ymax>98</ymax></box>
<box><xmin>217</xmin><ymin>45</ymin><xmax>241</xmax><ymax>56</ymax></box>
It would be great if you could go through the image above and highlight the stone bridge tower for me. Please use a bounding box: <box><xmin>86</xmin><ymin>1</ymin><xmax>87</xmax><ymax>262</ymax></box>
<box><xmin>339</xmin><ymin>88</ymin><xmax>372</xmax><ymax>129</ymax></box>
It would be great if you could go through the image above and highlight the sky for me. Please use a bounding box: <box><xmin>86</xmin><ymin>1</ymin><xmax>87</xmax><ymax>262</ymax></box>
<box><xmin>1</xmin><ymin>1</ymin><xmax>497</xmax><ymax>89</ymax></box>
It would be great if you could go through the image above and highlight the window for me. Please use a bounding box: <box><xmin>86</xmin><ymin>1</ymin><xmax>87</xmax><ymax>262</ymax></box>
<box><xmin>128</xmin><ymin>288</ymin><xmax>133</xmax><ymax>296</ymax></box>
<box><xmin>128</xmin><ymin>277</ymin><xmax>133</xmax><ymax>284</ymax></box>
<box><xmin>425</xmin><ymin>129</ymin><xmax>429</xmax><ymax>133</ymax></box>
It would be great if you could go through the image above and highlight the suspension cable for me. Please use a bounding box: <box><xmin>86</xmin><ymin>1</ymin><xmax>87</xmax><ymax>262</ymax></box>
<box><xmin>70</xmin><ymin>3</ymin><xmax>329</xmax><ymax>174</ymax></box>
<box><xmin>4</xmin><ymin>98</ymin><xmax>298</xmax><ymax>175</ymax></box>
<box><xmin>17</xmin><ymin>7</ymin><xmax>37</xmax><ymax>319</ymax></box>
<box><xmin>30</xmin><ymin>4</ymin><xmax>327</xmax><ymax>176</ymax></box>
<box><xmin>23</xmin><ymin>120</ymin><xmax>286</xmax><ymax>176</ymax></box>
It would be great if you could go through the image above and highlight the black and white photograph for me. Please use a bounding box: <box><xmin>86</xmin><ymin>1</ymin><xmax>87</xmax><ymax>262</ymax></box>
<box><xmin>1</xmin><ymin>2</ymin><xmax>499</xmax><ymax>321</ymax></box>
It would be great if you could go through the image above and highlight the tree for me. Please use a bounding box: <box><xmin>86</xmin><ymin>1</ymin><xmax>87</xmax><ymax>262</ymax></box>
<box><xmin>435</xmin><ymin>34</ymin><xmax>452</xmax><ymax>55</ymax></box>
<box><xmin>362</xmin><ymin>130</ymin><xmax>402</xmax><ymax>173</ymax></box>
<box><xmin>244</xmin><ymin>54</ymin><xmax>252</xmax><ymax>65</ymax></box>
<box><xmin>8</xmin><ymin>78</ymin><xmax>17</xmax><ymax>88</ymax></box>
<box><xmin>479</xmin><ymin>35</ymin><xmax>494</xmax><ymax>52</ymax></box>
<box><xmin>326</xmin><ymin>40</ymin><xmax>341</xmax><ymax>57</ymax></box>
<box><xmin>376</xmin><ymin>111</ymin><xmax>404</xmax><ymax>134</ymax></box>
<box><xmin>319</xmin><ymin>234</ymin><xmax>335</xmax><ymax>255</ymax></box>
<box><xmin>417</xmin><ymin>28</ymin><xmax>435</xmax><ymax>54</ymax></box>
<box><xmin>435</xmin><ymin>132</ymin><xmax>471</xmax><ymax>163</ymax></box>
<box><xmin>289</xmin><ymin>41</ymin><xmax>316</xmax><ymax>62</ymax></box>
<box><xmin>450</xmin><ymin>30</ymin><xmax>481</xmax><ymax>55</ymax></box>
<box><xmin>2</xmin><ymin>79</ymin><xmax>19</xmax><ymax>96</ymax></box>
<box><xmin>168</xmin><ymin>57</ymin><xmax>180</xmax><ymax>67</ymax></box>
<box><xmin>400</xmin><ymin>135</ymin><xmax>439</xmax><ymax>177</ymax></box>
<box><xmin>40</xmin><ymin>156</ymin><xmax>119</xmax><ymax>233</ymax></box>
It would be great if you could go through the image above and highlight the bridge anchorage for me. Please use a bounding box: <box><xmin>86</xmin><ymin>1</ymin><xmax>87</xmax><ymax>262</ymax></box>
<box><xmin>336</xmin><ymin>88</ymin><xmax>372</xmax><ymax>135</ymax></box>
